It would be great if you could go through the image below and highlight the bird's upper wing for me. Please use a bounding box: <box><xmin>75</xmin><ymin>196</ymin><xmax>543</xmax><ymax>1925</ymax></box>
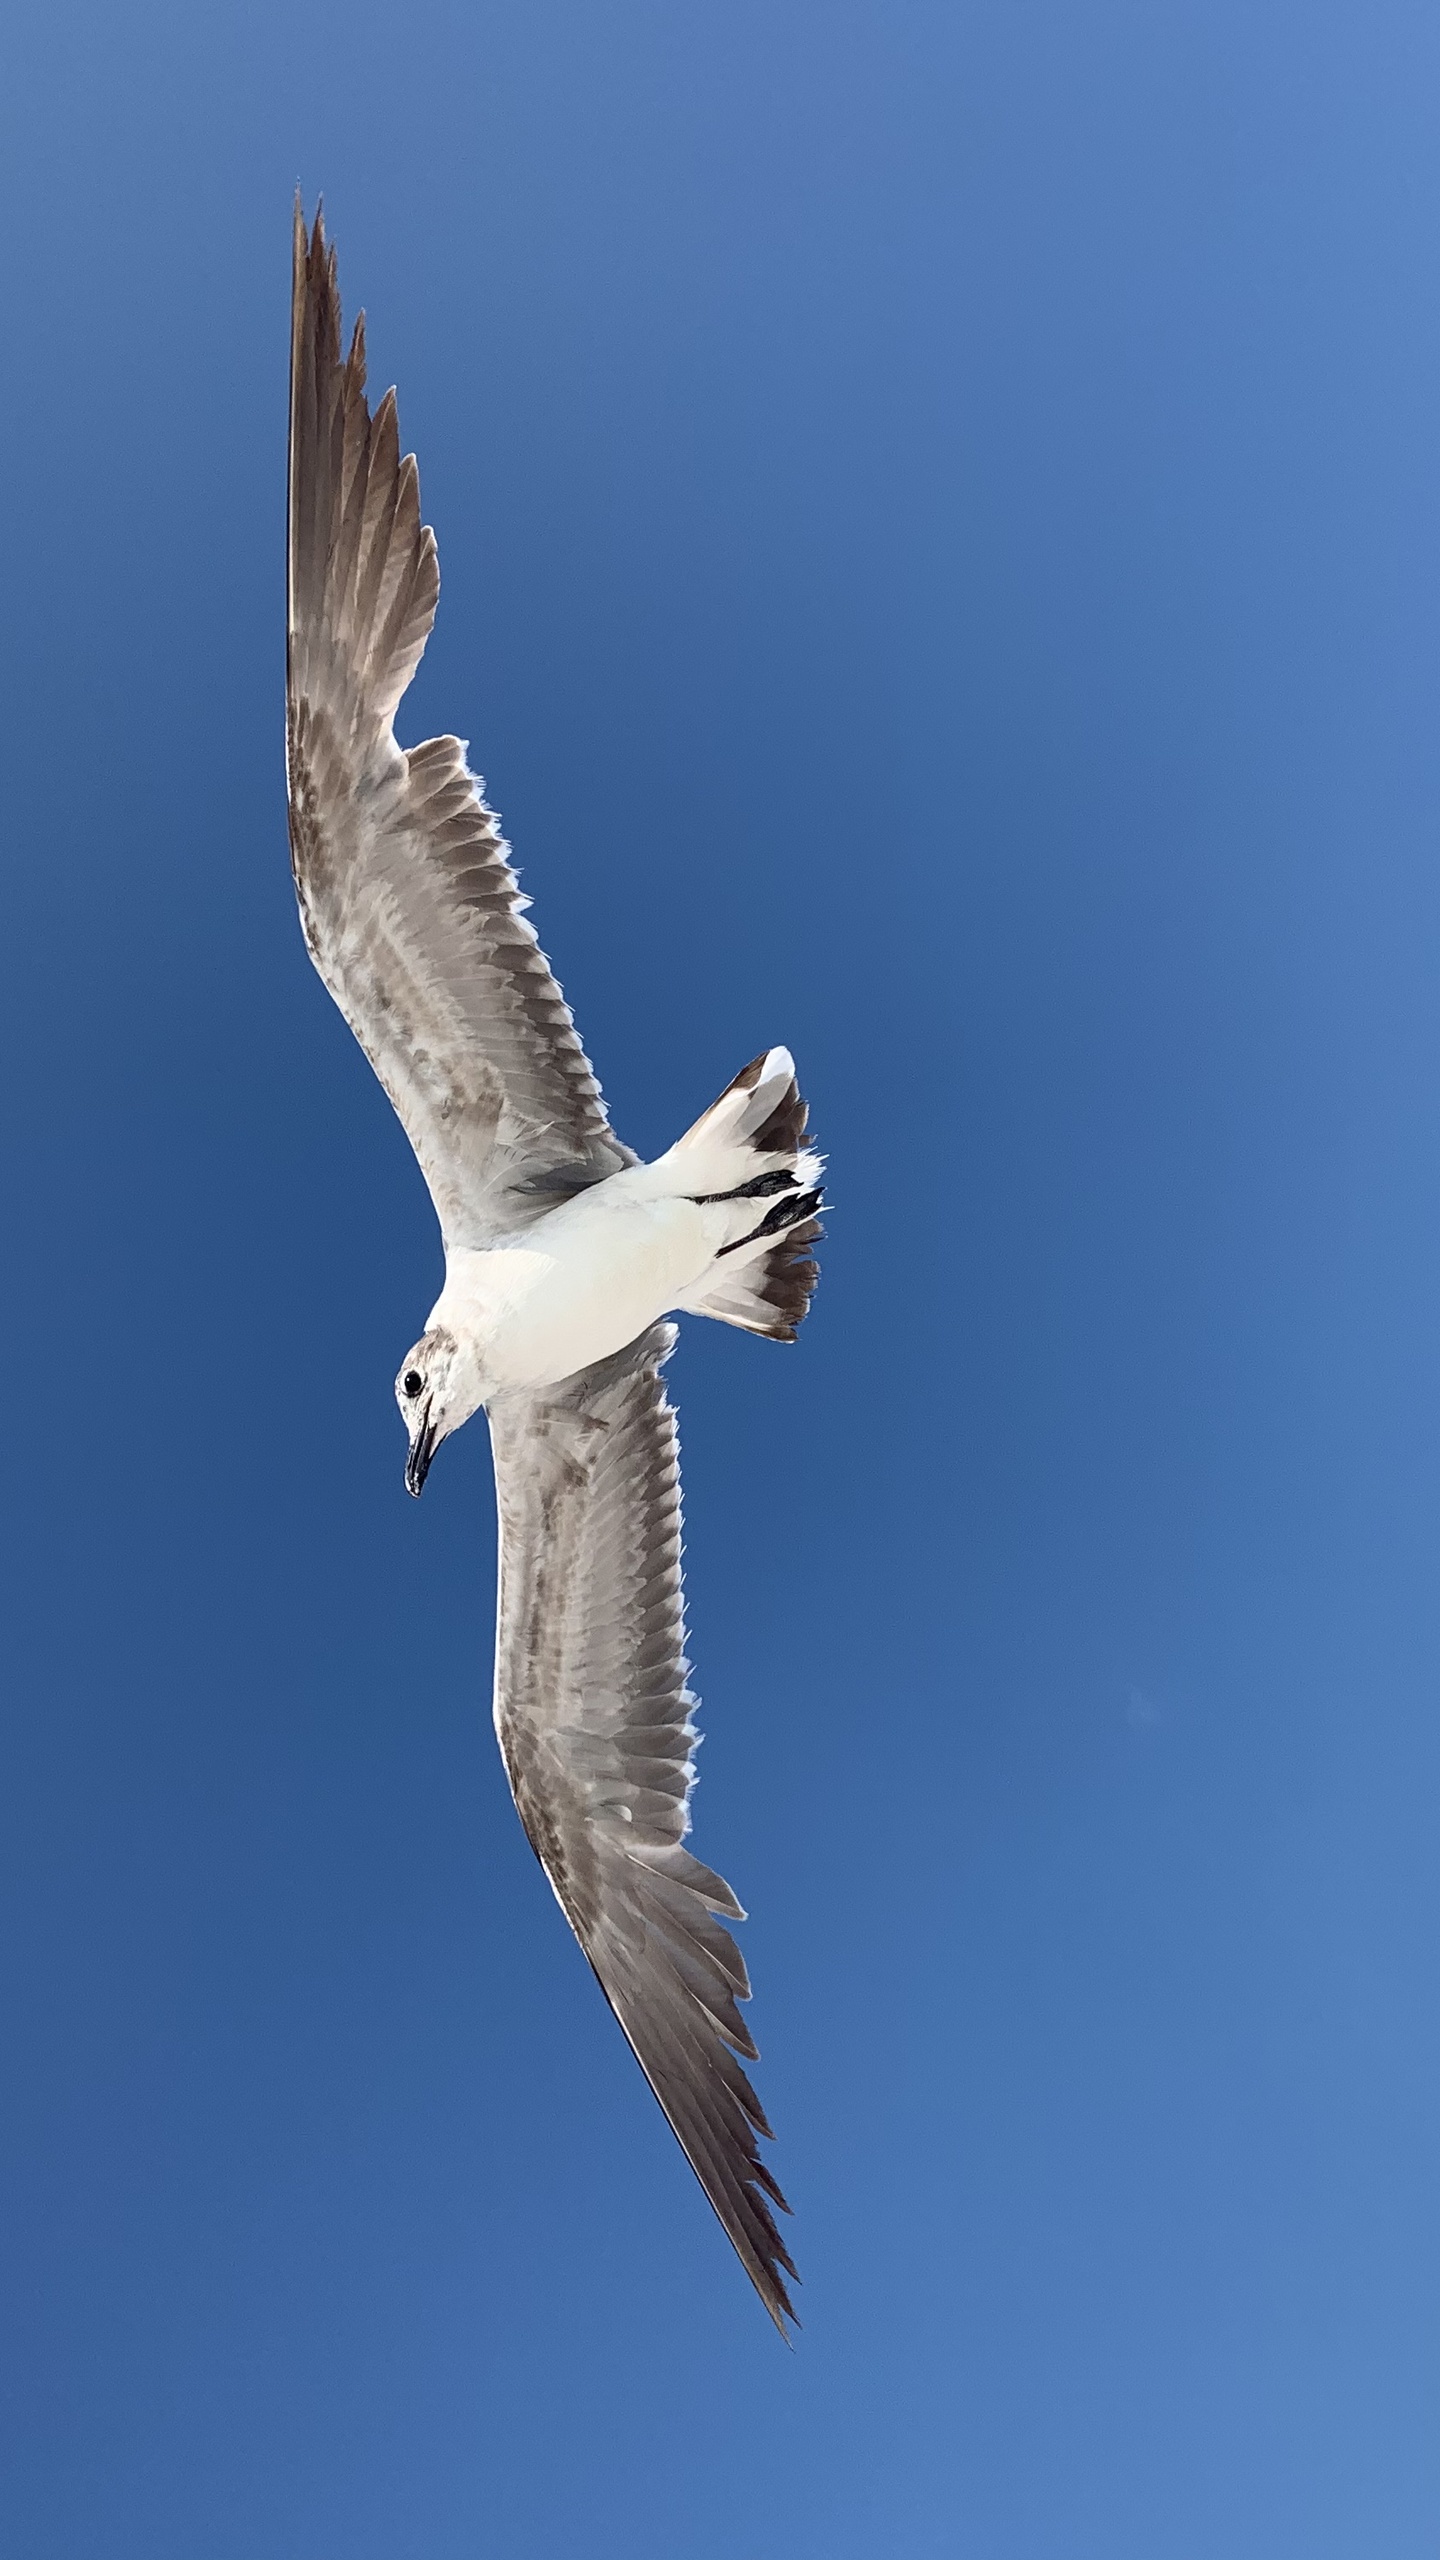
<box><xmin>286</xmin><ymin>204</ymin><xmax>632</xmax><ymax>1250</ymax></box>
<box><xmin>487</xmin><ymin>1326</ymin><xmax>797</xmax><ymax>2332</ymax></box>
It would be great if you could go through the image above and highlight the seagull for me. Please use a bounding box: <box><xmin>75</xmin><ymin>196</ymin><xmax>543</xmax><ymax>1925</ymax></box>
<box><xmin>285</xmin><ymin>204</ymin><xmax>823</xmax><ymax>2333</ymax></box>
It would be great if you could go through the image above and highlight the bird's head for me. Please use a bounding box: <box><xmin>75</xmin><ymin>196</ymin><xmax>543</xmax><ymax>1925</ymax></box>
<box><xmin>395</xmin><ymin>1328</ymin><xmax>486</xmax><ymax>1496</ymax></box>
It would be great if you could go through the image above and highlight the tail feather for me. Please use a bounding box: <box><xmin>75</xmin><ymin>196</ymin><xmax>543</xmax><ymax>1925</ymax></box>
<box><xmin>662</xmin><ymin>1047</ymin><xmax>823</xmax><ymax>1201</ymax></box>
<box><xmin>686</xmin><ymin>1215</ymin><xmax>823</xmax><ymax>1342</ymax></box>
<box><xmin>667</xmin><ymin>1049</ymin><xmax>824</xmax><ymax>1342</ymax></box>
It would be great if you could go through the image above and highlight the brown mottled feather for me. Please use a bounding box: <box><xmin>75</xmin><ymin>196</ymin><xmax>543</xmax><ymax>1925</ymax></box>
<box><xmin>488</xmin><ymin>1327</ymin><xmax>798</xmax><ymax>2333</ymax></box>
<box><xmin>286</xmin><ymin>202</ymin><xmax>631</xmax><ymax>1249</ymax></box>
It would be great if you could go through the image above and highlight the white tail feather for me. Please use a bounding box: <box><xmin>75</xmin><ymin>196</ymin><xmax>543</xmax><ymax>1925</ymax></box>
<box><xmin>660</xmin><ymin>1047</ymin><xmax>824</xmax><ymax>1342</ymax></box>
<box><xmin>652</xmin><ymin>1046</ymin><xmax>822</xmax><ymax>1198</ymax></box>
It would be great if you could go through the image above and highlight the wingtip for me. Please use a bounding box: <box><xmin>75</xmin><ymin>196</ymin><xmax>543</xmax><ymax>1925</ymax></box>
<box><xmin>292</xmin><ymin>192</ymin><xmax>328</xmax><ymax>266</ymax></box>
<box><xmin>292</xmin><ymin>193</ymin><xmax>325</xmax><ymax>303</ymax></box>
<box><xmin>762</xmin><ymin>2273</ymin><xmax>802</xmax><ymax>2342</ymax></box>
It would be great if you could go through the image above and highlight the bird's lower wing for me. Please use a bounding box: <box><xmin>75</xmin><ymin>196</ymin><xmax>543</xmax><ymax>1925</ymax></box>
<box><xmin>487</xmin><ymin>1326</ymin><xmax>797</xmax><ymax>2332</ymax></box>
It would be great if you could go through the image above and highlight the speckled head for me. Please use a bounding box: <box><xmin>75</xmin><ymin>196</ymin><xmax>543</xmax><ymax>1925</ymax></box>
<box><xmin>394</xmin><ymin>1327</ymin><xmax>487</xmax><ymax>1496</ymax></box>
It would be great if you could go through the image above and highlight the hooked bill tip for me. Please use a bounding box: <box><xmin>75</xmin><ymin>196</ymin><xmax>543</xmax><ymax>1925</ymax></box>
<box><xmin>405</xmin><ymin>1411</ymin><xmax>437</xmax><ymax>1497</ymax></box>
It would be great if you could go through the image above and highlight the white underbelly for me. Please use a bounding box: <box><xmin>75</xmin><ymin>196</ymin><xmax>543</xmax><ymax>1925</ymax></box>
<box><xmin>441</xmin><ymin>1185</ymin><xmax>717</xmax><ymax>1391</ymax></box>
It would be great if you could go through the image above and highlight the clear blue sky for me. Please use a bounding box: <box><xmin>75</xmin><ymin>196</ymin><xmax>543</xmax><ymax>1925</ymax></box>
<box><xmin>2</xmin><ymin>1</ymin><xmax>1438</xmax><ymax>2551</ymax></box>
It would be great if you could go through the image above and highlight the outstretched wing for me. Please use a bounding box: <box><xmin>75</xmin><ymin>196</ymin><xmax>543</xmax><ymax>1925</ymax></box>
<box><xmin>286</xmin><ymin>202</ymin><xmax>631</xmax><ymax>1249</ymax></box>
<box><xmin>487</xmin><ymin>1327</ymin><xmax>797</xmax><ymax>2332</ymax></box>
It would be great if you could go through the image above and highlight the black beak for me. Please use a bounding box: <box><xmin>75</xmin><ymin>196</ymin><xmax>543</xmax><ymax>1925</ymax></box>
<box><xmin>405</xmin><ymin>1402</ymin><xmax>438</xmax><ymax>1498</ymax></box>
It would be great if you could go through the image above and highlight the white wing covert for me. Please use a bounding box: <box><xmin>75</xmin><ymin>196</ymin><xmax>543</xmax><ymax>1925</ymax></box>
<box><xmin>286</xmin><ymin>204</ymin><xmax>632</xmax><ymax>1248</ymax></box>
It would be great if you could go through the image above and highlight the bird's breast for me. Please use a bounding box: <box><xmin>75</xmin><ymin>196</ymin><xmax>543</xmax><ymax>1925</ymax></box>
<box><xmin>439</xmin><ymin>1190</ymin><xmax>713</xmax><ymax>1391</ymax></box>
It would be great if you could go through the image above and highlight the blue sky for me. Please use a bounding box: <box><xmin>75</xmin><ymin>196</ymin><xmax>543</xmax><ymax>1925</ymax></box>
<box><xmin>2</xmin><ymin>0</ymin><xmax>1439</xmax><ymax>2551</ymax></box>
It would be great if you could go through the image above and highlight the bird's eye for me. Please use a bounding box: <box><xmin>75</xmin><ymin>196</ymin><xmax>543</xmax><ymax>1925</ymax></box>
<box><xmin>403</xmin><ymin>1370</ymin><xmax>423</xmax><ymax>1398</ymax></box>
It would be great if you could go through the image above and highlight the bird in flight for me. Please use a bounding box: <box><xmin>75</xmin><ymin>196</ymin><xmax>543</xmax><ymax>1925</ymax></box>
<box><xmin>286</xmin><ymin>204</ymin><xmax>823</xmax><ymax>2332</ymax></box>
